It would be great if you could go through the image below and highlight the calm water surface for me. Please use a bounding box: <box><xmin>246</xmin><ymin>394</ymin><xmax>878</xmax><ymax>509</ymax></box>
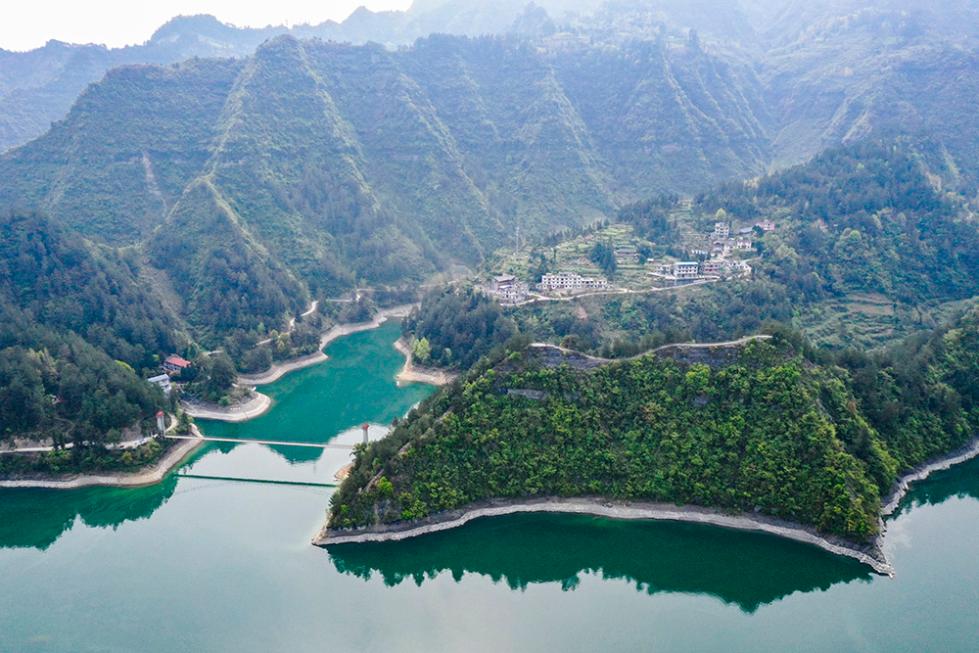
<box><xmin>1</xmin><ymin>321</ymin><xmax>978</xmax><ymax>652</ymax></box>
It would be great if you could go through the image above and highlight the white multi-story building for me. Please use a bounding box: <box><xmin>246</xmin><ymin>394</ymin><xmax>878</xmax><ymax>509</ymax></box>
<box><xmin>539</xmin><ymin>272</ymin><xmax>609</xmax><ymax>293</ymax></box>
<box><xmin>148</xmin><ymin>374</ymin><xmax>172</xmax><ymax>396</ymax></box>
<box><xmin>713</xmin><ymin>222</ymin><xmax>730</xmax><ymax>239</ymax></box>
<box><xmin>672</xmin><ymin>261</ymin><xmax>700</xmax><ymax>280</ymax></box>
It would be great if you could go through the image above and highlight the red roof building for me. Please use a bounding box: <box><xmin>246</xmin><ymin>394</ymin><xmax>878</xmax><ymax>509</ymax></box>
<box><xmin>163</xmin><ymin>355</ymin><xmax>192</xmax><ymax>375</ymax></box>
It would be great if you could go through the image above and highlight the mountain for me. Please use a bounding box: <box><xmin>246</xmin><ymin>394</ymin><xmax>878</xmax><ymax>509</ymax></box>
<box><xmin>4</xmin><ymin>0</ymin><xmax>978</xmax><ymax>176</ymax></box>
<box><xmin>0</xmin><ymin>212</ymin><xmax>180</xmax><ymax>443</ymax></box>
<box><xmin>0</xmin><ymin>34</ymin><xmax>769</xmax><ymax>344</ymax></box>
<box><xmin>327</xmin><ymin>305</ymin><xmax>979</xmax><ymax>545</ymax></box>
<box><xmin>0</xmin><ymin>3</ymin><xmax>604</xmax><ymax>153</ymax></box>
<box><xmin>759</xmin><ymin>0</ymin><xmax>979</xmax><ymax>171</ymax></box>
<box><xmin>0</xmin><ymin>15</ymin><xmax>284</xmax><ymax>153</ymax></box>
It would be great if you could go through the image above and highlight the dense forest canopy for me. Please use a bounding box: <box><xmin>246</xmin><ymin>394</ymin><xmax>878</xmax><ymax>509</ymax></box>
<box><xmin>0</xmin><ymin>213</ymin><xmax>177</xmax><ymax>444</ymax></box>
<box><xmin>403</xmin><ymin>288</ymin><xmax>518</xmax><ymax>370</ymax></box>
<box><xmin>330</xmin><ymin>305</ymin><xmax>979</xmax><ymax>542</ymax></box>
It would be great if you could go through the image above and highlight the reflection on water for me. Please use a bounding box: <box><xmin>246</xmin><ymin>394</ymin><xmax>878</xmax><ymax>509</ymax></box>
<box><xmin>0</xmin><ymin>475</ymin><xmax>180</xmax><ymax>550</ymax></box>
<box><xmin>329</xmin><ymin>456</ymin><xmax>979</xmax><ymax>612</ymax></box>
<box><xmin>888</xmin><ymin>455</ymin><xmax>979</xmax><ymax>519</ymax></box>
<box><xmin>328</xmin><ymin>512</ymin><xmax>871</xmax><ymax>613</ymax></box>
<box><xmin>1</xmin><ymin>313</ymin><xmax>977</xmax><ymax>651</ymax></box>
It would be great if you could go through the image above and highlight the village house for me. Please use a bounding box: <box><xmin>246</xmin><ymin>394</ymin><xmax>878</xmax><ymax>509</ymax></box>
<box><xmin>713</xmin><ymin>222</ymin><xmax>730</xmax><ymax>239</ymax></box>
<box><xmin>162</xmin><ymin>354</ymin><xmax>192</xmax><ymax>376</ymax></box>
<box><xmin>672</xmin><ymin>261</ymin><xmax>700</xmax><ymax>280</ymax></box>
<box><xmin>490</xmin><ymin>274</ymin><xmax>529</xmax><ymax>304</ymax></box>
<box><xmin>731</xmin><ymin>261</ymin><xmax>752</xmax><ymax>276</ymax></box>
<box><xmin>539</xmin><ymin>272</ymin><xmax>610</xmax><ymax>293</ymax></box>
<box><xmin>734</xmin><ymin>237</ymin><xmax>753</xmax><ymax>251</ymax></box>
<box><xmin>148</xmin><ymin>374</ymin><xmax>172</xmax><ymax>396</ymax></box>
<box><xmin>755</xmin><ymin>219</ymin><xmax>776</xmax><ymax>232</ymax></box>
<box><xmin>700</xmin><ymin>260</ymin><xmax>727</xmax><ymax>276</ymax></box>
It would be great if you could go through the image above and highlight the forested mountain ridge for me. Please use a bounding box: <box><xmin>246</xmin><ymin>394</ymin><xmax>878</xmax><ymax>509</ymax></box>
<box><xmin>0</xmin><ymin>15</ymin><xmax>282</xmax><ymax>154</ymax></box>
<box><xmin>0</xmin><ymin>1</ymin><xmax>742</xmax><ymax>154</ymax></box>
<box><xmin>690</xmin><ymin>139</ymin><xmax>979</xmax><ymax>345</ymax></box>
<box><xmin>329</xmin><ymin>305</ymin><xmax>979</xmax><ymax>544</ymax></box>
<box><xmin>0</xmin><ymin>213</ymin><xmax>180</xmax><ymax>443</ymax></box>
<box><xmin>3</xmin><ymin>0</ymin><xmax>978</xmax><ymax>176</ymax></box>
<box><xmin>0</xmin><ymin>34</ymin><xmax>770</xmax><ymax>343</ymax></box>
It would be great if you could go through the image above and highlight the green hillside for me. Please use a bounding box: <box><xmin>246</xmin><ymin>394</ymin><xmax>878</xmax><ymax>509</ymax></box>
<box><xmin>0</xmin><ymin>35</ymin><xmax>770</xmax><ymax>344</ymax></box>
<box><xmin>329</xmin><ymin>306</ymin><xmax>979</xmax><ymax>543</ymax></box>
<box><xmin>692</xmin><ymin>140</ymin><xmax>979</xmax><ymax>347</ymax></box>
<box><xmin>0</xmin><ymin>212</ymin><xmax>180</xmax><ymax>444</ymax></box>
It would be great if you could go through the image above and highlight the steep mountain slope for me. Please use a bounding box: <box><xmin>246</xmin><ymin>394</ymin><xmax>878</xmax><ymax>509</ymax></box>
<box><xmin>0</xmin><ymin>58</ymin><xmax>242</xmax><ymax>242</ymax></box>
<box><xmin>0</xmin><ymin>34</ymin><xmax>770</xmax><ymax>343</ymax></box>
<box><xmin>550</xmin><ymin>37</ymin><xmax>770</xmax><ymax>197</ymax></box>
<box><xmin>0</xmin><ymin>15</ymin><xmax>282</xmax><ymax>153</ymax></box>
<box><xmin>760</xmin><ymin>0</ymin><xmax>979</xmax><ymax>174</ymax></box>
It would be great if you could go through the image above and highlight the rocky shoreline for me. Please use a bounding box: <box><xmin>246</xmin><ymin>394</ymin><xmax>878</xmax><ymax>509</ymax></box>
<box><xmin>182</xmin><ymin>391</ymin><xmax>272</xmax><ymax>422</ymax></box>
<box><xmin>316</xmin><ymin>435</ymin><xmax>979</xmax><ymax>576</ymax></box>
<box><xmin>393</xmin><ymin>338</ymin><xmax>458</xmax><ymax>386</ymax></box>
<box><xmin>314</xmin><ymin>497</ymin><xmax>893</xmax><ymax>575</ymax></box>
<box><xmin>880</xmin><ymin>435</ymin><xmax>979</xmax><ymax>516</ymax></box>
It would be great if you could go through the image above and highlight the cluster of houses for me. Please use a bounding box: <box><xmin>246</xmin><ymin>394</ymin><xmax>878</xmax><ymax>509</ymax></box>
<box><xmin>147</xmin><ymin>354</ymin><xmax>192</xmax><ymax>396</ymax></box>
<box><xmin>691</xmin><ymin>220</ymin><xmax>776</xmax><ymax>257</ymax></box>
<box><xmin>652</xmin><ymin>259</ymin><xmax>751</xmax><ymax>281</ymax></box>
<box><xmin>652</xmin><ymin>218</ymin><xmax>769</xmax><ymax>283</ymax></box>
<box><xmin>488</xmin><ymin>271</ymin><xmax>613</xmax><ymax>303</ymax></box>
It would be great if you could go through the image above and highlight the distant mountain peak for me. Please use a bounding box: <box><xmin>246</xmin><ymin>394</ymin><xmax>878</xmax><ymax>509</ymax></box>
<box><xmin>150</xmin><ymin>14</ymin><xmax>229</xmax><ymax>42</ymax></box>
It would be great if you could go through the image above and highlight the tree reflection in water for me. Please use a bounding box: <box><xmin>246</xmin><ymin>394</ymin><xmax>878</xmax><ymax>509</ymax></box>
<box><xmin>328</xmin><ymin>512</ymin><xmax>872</xmax><ymax>613</ymax></box>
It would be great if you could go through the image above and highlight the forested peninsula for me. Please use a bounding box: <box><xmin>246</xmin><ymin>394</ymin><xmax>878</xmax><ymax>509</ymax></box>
<box><xmin>322</xmin><ymin>306</ymin><xmax>979</xmax><ymax>567</ymax></box>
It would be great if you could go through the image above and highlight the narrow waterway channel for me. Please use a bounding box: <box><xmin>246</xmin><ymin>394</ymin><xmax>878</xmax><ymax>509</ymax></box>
<box><xmin>1</xmin><ymin>321</ymin><xmax>977</xmax><ymax>652</ymax></box>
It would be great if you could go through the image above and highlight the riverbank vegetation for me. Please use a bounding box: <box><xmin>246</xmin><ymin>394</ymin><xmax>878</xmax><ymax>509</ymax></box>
<box><xmin>0</xmin><ymin>437</ymin><xmax>176</xmax><ymax>478</ymax></box>
<box><xmin>330</xmin><ymin>305</ymin><xmax>979</xmax><ymax>543</ymax></box>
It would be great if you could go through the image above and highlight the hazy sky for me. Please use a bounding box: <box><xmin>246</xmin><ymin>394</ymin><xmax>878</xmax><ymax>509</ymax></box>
<box><xmin>0</xmin><ymin>1</ymin><xmax>414</xmax><ymax>51</ymax></box>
